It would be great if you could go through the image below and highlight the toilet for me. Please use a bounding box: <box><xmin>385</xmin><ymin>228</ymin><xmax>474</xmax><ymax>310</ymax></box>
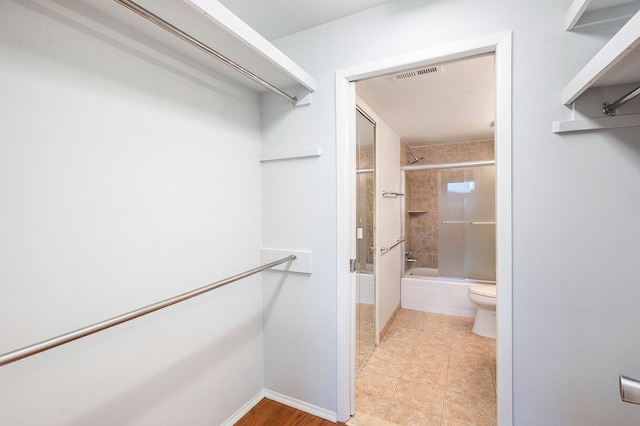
<box><xmin>467</xmin><ymin>284</ymin><xmax>497</xmax><ymax>338</ymax></box>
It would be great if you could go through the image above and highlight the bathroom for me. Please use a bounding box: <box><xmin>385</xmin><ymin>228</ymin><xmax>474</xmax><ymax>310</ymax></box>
<box><xmin>353</xmin><ymin>53</ymin><xmax>498</xmax><ymax>424</ymax></box>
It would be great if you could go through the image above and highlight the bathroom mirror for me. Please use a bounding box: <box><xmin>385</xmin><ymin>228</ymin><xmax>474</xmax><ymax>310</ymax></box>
<box><xmin>355</xmin><ymin>107</ymin><xmax>376</xmax><ymax>373</ymax></box>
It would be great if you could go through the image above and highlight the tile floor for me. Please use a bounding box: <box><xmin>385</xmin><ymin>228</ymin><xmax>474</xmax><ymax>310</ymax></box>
<box><xmin>349</xmin><ymin>309</ymin><xmax>497</xmax><ymax>426</ymax></box>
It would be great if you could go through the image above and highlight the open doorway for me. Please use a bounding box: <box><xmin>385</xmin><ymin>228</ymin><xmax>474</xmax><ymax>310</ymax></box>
<box><xmin>335</xmin><ymin>32</ymin><xmax>512</xmax><ymax>424</ymax></box>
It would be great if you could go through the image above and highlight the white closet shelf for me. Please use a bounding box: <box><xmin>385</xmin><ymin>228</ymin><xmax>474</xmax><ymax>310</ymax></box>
<box><xmin>41</xmin><ymin>0</ymin><xmax>315</xmax><ymax>103</ymax></box>
<box><xmin>563</xmin><ymin>6</ymin><xmax>640</xmax><ymax>105</ymax></box>
<box><xmin>565</xmin><ymin>0</ymin><xmax>640</xmax><ymax>31</ymax></box>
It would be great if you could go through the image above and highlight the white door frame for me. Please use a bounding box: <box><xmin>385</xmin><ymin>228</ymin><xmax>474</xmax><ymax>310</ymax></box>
<box><xmin>335</xmin><ymin>32</ymin><xmax>513</xmax><ymax>424</ymax></box>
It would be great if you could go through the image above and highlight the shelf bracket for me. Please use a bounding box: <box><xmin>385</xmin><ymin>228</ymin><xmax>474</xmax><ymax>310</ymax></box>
<box><xmin>603</xmin><ymin>85</ymin><xmax>640</xmax><ymax>115</ymax></box>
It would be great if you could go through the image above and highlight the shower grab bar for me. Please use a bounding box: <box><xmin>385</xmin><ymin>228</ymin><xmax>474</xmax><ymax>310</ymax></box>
<box><xmin>382</xmin><ymin>191</ymin><xmax>404</xmax><ymax>198</ymax></box>
<box><xmin>113</xmin><ymin>0</ymin><xmax>298</xmax><ymax>106</ymax></box>
<box><xmin>380</xmin><ymin>239</ymin><xmax>405</xmax><ymax>254</ymax></box>
<box><xmin>470</xmin><ymin>221</ymin><xmax>496</xmax><ymax>225</ymax></box>
<box><xmin>0</xmin><ymin>254</ymin><xmax>297</xmax><ymax>367</ymax></box>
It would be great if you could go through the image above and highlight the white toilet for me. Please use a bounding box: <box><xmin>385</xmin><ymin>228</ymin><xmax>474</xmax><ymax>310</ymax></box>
<box><xmin>467</xmin><ymin>284</ymin><xmax>497</xmax><ymax>338</ymax></box>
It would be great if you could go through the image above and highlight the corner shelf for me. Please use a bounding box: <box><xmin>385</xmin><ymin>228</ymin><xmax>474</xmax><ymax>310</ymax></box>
<box><xmin>39</xmin><ymin>0</ymin><xmax>315</xmax><ymax>105</ymax></box>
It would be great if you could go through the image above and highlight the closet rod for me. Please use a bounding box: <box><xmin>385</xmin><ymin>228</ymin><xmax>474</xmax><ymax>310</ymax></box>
<box><xmin>114</xmin><ymin>0</ymin><xmax>298</xmax><ymax>106</ymax></box>
<box><xmin>0</xmin><ymin>254</ymin><xmax>296</xmax><ymax>367</ymax></box>
<box><xmin>603</xmin><ymin>86</ymin><xmax>640</xmax><ymax>116</ymax></box>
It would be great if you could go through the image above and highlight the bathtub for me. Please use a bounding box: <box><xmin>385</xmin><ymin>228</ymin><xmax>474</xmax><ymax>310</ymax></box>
<box><xmin>356</xmin><ymin>272</ymin><xmax>374</xmax><ymax>305</ymax></box>
<box><xmin>401</xmin><ymin>267</ymin><xmax>494</xmax><ymax>317</ymax></box>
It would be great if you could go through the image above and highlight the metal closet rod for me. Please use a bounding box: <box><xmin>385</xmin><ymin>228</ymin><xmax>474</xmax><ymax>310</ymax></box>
<box><xmin>114</xmin><ymin>0</ymin><xmax>298</xmax><ymax>106</ymax></box>
<box><xmin>0</xmin><ymin>254</ymin><xmax>297</xmax><ymax>367</ymax></box>
<box><xmin>603</xmin><ymin>86</ymin><xmax>640</xmax><ymax>116</ymax></box>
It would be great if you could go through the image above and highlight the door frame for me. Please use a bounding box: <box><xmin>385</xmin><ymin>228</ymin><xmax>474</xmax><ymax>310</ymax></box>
<box><xmin>335</xmin><ymin>31</ymin><xmax>513</xmax><ymax>423</ymax></box>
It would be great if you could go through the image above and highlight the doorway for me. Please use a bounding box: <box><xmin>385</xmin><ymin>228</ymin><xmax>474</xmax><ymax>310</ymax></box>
<box><xmin>335</xmin><ymin>32</ymin><xmax>512</xmax><ymax>424</ymax></box>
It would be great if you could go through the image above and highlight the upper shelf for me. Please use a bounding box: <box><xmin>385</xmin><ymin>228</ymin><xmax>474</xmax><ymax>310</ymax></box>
<box><xmin>44</xmin><ymin>0</ymin><xmax>315</xmax><ymax>104</ymax></box>
<box><xmin>563</xmin><ymin>0</ymin><xmax>640</xmax><ymax>104</ymax></box>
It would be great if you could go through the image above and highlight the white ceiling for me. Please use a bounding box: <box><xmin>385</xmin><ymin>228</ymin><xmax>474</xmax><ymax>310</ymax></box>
<box><xmin>217</xmin><ymin>0</ymin><xmax>397</xmax><ymax>41</ymax></box>
<box><xmin>357</xmin><ymin>54</ymin><xmax>495</xmax><ymax>147</ymax></box>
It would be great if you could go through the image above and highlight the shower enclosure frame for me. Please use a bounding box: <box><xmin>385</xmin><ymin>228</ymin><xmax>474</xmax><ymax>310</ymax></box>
<box><xmin>401</xmin><ymin>159</ymin><xmax>496</xmax><ymax>279</ymax></box>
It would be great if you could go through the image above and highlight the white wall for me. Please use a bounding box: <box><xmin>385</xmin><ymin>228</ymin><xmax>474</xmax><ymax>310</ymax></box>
<box><xmin>0</xmin><ymin>1</ymin><xmax>265</xmax><ymax>424</ymax></box>
<box><xmin>266</xmin><ymin>0</ymin><xmax>640</xmax><ymax>423</ymax></box>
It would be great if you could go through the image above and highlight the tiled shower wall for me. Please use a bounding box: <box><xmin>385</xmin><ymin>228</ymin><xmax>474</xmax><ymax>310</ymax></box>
<box><xmin>402</xmin><ymin>140</ymin><xmax>494</xmax><ymax>269</ymax></box>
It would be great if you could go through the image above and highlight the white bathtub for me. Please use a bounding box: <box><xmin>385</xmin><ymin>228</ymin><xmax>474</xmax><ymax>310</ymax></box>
<box><xmin>356</xmin><ymin>272</ymin><xmax>374</xmax><ymax>305</ymax></box>
<box><xmin>401</xmin><ymin>267</ymin><xmax>494</xmax><ymax>317</ymax></box>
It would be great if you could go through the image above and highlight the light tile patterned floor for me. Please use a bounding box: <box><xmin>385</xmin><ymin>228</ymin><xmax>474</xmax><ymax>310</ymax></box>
<box><xmin>350</xmin><ymin>309</ymin><xmax>496</xmax><ymax>426</ymax></box>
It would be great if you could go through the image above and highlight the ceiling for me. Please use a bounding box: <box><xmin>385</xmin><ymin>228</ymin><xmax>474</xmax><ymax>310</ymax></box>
<box><xmin>217</xmin><ymin>0</ymin><xmax>397</xmax><ymax>41</ymax></box>
<box><xmin>357</xmin><ymin>54</ymin><xmax>495</xmax><ymax>147</ymax></box>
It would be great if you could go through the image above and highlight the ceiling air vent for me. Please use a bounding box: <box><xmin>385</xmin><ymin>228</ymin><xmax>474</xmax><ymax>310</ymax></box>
<box><xmin>394</xmin><ymin>71</ymin><xmax>416</xmax><ymax>80</ymax></box>
<box><xmin>417</xmin><ymin>66</ymin><xmax>438</xmax><ymax>75</ymax></box>
<box><xmin>393</xmin><ymin>66</ymin><xmax>439</xmax><ymax>81</ymax></box>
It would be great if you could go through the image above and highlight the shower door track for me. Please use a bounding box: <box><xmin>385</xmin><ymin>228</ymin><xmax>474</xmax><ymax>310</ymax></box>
<box><xmin>402</xmin><ymin>159</ymin><xmax>495</xmax><ymax>171</ymax></box>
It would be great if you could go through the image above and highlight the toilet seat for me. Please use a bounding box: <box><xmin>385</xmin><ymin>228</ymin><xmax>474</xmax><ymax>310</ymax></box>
<box><xmin>468</xmin><ymin>284</ymin><xmax>496</xmax><ymax>298</ymax></box>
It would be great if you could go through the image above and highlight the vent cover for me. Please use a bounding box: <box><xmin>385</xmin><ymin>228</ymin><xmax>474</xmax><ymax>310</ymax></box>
<box><xmin>393</xmin><ymin>66</ymin><xmax>439</xmax><ymax>81</ymax></box>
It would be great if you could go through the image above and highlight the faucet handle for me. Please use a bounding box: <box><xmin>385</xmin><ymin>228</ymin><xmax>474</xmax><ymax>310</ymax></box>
<box><xmin>405</xmin><ymin>249</ymin><xmax>414</xmax><ymax>256</ymax></box>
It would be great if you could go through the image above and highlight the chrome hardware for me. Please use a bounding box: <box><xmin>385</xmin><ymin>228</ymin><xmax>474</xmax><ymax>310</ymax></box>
<box><xmin>380</xmin><ymin>239</ymin><xmax>405</xmax><ymax>254</ymax></box>
<box><xmin>382</xmin><ymin>191</ymin><xmax>404</xmax><ymax>198</ymax></box>
<box><xmin>406</xmin><ymin>258</ymin><xmax>417</xmax><ymax>263</ymax></box>
<box><xmin>0</xmin><ymin>254</ymin><xmax>297</xmax><ymax>367</ymax></box>
<box><xmin>114</xmin><ymin>0</ymin><xmax>298</xmax><ymax>106</ymax></box>
<box><xmin>620</xmin><ymin>374</ymin><xmax>640</xmax><ymax>405</ymax></box>
<box><xmin>603</xmin><ymin>86</ymin><xmax>640</xmax><ymax>116</ymax></box>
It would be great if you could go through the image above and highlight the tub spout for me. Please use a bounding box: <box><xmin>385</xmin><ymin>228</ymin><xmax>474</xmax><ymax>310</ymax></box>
<box><xmin>407</xmin><ymin>258</ymin><xmax>417</xmax><ymax>263</ymax></box>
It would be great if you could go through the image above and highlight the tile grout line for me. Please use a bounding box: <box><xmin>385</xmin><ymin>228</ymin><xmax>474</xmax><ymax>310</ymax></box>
<box><xmin>382</xmin><ymin>326</ymin><xmax>416</xmax><ymax>421</ymax></box>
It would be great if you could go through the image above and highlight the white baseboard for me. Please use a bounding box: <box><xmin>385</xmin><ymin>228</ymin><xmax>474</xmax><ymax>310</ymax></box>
<box><xmin>264</xmin><ymin>389</ymin><xmax>338</xmax><ymax>423</ymax></box>
<box><xmin>220</xmin><ymin>390</ymin><xmax>265</xmax><ymax>426</ymax></box>
<box><xmin>221</xmin><ymin>388</ymin><xmax>338</xmax><ymax>425</ymax></box>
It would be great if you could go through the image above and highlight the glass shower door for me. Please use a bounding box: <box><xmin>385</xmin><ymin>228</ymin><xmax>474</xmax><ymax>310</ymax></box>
<box><xmin>438</xmin><ymin>165</ymin><xmax>495</xmax><ymax>281</ymax></box>
<box><xmin>465</xmin><ymin>166</ymin><xmax>496</xmax><ymax>281</ymax></box>
<box><xmin>438</xmin><ymin>168</ymin><xmax>466</xmax><ymax>278</ymax></box>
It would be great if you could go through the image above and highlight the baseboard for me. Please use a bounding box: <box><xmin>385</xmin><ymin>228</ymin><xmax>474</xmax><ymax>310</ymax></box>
<box><xmin>220</xmin><ymin>388</ymin><xmax>338</xmax><ymax>425</ymax></box>
<box><xmin>378</xmin><ymin>303</ymin><xmax>401</xmax><ymax>342</ymax></box>
<box><xmin>264</xmin><ymin>389</ymin><xmax>338</xmax><ymax>423</ymax></box>
<box><xmin>220</xmin><ymin>389</ymin><xmax>265</xmax><ymax>426</ymax></box>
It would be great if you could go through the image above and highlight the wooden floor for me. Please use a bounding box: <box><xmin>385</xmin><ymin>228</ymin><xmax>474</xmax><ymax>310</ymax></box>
<box><xmin>235</xmin><ymin>398</ymin><xmax>338</xmax><ymax>426</ymax></box>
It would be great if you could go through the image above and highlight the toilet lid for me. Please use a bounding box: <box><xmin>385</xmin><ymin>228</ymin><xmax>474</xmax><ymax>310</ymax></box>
<box><xmin>469</xmin><ymin>284</ymin><xmax>496</xmax><ymax>297</ymax></box>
